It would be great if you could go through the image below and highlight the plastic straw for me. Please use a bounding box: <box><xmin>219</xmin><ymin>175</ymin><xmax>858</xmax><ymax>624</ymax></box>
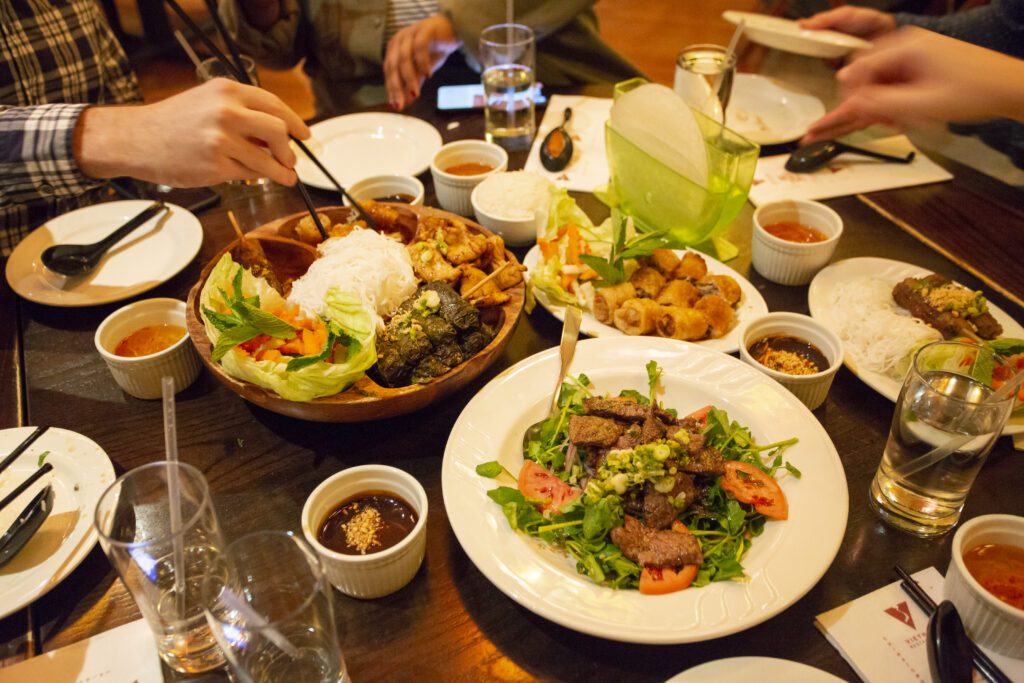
<box><xmin>714</xmin><ymin>19</ymin><xmax>744</xmax><ymax>127</ymax></box>
<box><xmin>174</xmin><ymin>30</ymin><xmax>210</xmax><ymax>80</ymax></box>
<box><xmin>162</xmin><ymin>376</ymin><xmax>186</xmax><ymax>612</ymax></box>
<box><xmin>216</xmin><ymin>586</ymin><xmax>301</xmax><ymax>658</ymax></box>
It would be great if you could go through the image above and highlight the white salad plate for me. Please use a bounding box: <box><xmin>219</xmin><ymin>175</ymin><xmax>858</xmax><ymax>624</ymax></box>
<box><xmin>667</xmin><ymin>657</ymin><xmax>845</xmax><ymax>682</ymax></box>
<box><xmin>295</xmin><ymin>113</ymin><xmax>443</xmax><ymax>191</ymax></box>
<box><xmin>807</xmin><ymin>257</ymin><xmax>1024</xmax><ymax>434</ymax></box>
<box><xmin>728</xmin><ymin>74</ymin><xmax>826</xmax><ymax>146</ymax></box>
<box><xmin>0</xmin><ymin>427</ymin><xmax>115</xmax><ymax>620</ymax></box>
<box><xmin>723</xmin><ymin>11</ymin><xmax>872</xmax><ymax>59</ymax></box>
<box><xmin>5</xmin><ymin>201</ymin><xmax>202</xmax><ymax>307</ymax></box>
<box><xmin>442</xmin><ymin>336</ymin><xmax>848</xmax><ymax>644</ymax></box>
<box><xmin>524</xmin><ymin>246</ymin><xmax>769</xmax><ymax>354</ymax></box>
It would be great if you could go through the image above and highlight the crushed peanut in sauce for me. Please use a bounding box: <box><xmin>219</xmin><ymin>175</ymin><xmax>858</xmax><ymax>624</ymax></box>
<box><xmin>342</xmin><ymin>504</ymin><xmax>383</xmax><ymax>555</ymax></box>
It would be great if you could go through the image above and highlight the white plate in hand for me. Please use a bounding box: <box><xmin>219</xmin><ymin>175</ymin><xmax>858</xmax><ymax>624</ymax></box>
<box><xmin>723</xmin><ymin>11</ymin><xmax>871</xmax><ymax>59</ymax></box>
<box><xmin>728</xmin><ymin>74</ymin><xmax>825</xmax><ymax>146</ymax></box>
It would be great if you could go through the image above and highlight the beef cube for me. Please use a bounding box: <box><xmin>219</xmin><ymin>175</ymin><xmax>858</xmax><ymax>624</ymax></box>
<box><xmin>610</xmin><ymin>515</ymin><xmax>703</xmax><ymax>568</ymax></box>
<box><xmin>680</xmin><ymin>447</ymin><xmax>725</xmax><ymax>476</ymax></box>
<box><xmin>642</xmin><ymin>473</ymin><xmax>698</xmax><ymax>529</ymax></box>
<box><xmin>641</xmin><ymin>415</ymin><xmax>667</xmax><ymax>444</ymax></box>
<box><xmin>583</xmin><ymin>397</ymin><xmax>648</xmax><ymax>422</ymax></box>
<box><xmin>615</xmin><ymin>424</ymin><xmax>643</xmax><ymax>450</ymax></box>
<box><xmin>568</xmin><ymin>416</ymin><xmax>623</xmax><ymax>448</ymax></box>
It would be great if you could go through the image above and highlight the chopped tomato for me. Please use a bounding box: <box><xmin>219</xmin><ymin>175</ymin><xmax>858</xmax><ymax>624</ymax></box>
<box><xmin>517</xmin><ymin>460</ymin><xmax>580</xmax><ymax>514</ymax></box>
<box><xmin>721</xmin><ymin>461</ymin><xmax>788</xmax><ymax>520</ymax></box>
<box><xmin>278</xmin><ymin>335</ymin><xmax>305</xmax><ymax>355</ymax></box>
<box><xmin>685</xmin><ymin>405</ymin><xmax>713</xmax><ymax>426</ymax></box>
<box><xmin>238</xmin><ymin>335</ymin><xmax>270</xmax><ymax>354</ymax></box>
<box><xmin>639</xmin><ymin>564</ymin><xmax>699</xmax><ymax>595</ymax></box>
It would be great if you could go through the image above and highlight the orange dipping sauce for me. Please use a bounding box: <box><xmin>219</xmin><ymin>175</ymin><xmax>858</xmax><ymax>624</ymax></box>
<box><xmin>764</xmin><ymin>221</ymin><xmax>827</xmax><ymax>243</ymax></box>
<box><xmin>115</xmin><ymin>325</ymin><xmax>185</xmax><ymax>357</ymax></box>
<box><xmin>963</xmin><ymin>543</ymin><xmax>1024</xmax><ymax>611</ymax></box>
<box><xmin>444</xmin><ymin>162</ymin><xmax>493</xmax><ymax>176</ymax></box>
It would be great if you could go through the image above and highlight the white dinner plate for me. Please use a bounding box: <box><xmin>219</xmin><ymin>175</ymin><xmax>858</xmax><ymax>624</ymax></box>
<box><xmin>295</xmin><ymin>113</ymin><xmax>443</xmax><ymax>191</ymax></box>
<box><xmin>807</xmin><ymin>257</ymin><xmax>1024</xmax><ymax>434</ymax></box>
<box><xmin>728</xmin><ymin>74</ymin><xmax>825</xmax><ymax>146</ymax></box>
<box><xmin>442</xmin><ymin>336</ymin><xmax>848</xmax><ymax>644</ymax></box>
<box><xmin>5</xmin><ymin>201</ymin><xmax>202</xmax><ymax>307</ymax></box>
<box><xmin>723</xmin><ymin>11</ymin><xmax>872</xmax><ymax>59</ymax></box>
<box><xmin>524</xmin><ymin>246</ymin><xmax>769</xmax><ymax>354</ymax></box>
<box><xmin>0</xmin><ymin>427</ymin><xmax>115</xmax><ymax>620</ymax></box>
<box><xmin>667</xmin><ymin>657</ymin><xmax>845</xmax><ymax>682</ymax></box>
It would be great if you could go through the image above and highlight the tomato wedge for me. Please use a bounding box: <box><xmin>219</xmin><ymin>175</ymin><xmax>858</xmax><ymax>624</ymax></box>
<box><xmin>517</xmin><ymin>460</ymin><xmax>580</xmax><ymax>514</ymax></box>
<box><xmin>720</xmin><ymin>461</ymin><xmax>788</xmax><ymax>520</ymax></box>
<box><xmin>685</xmin><ymin>405</ymin><xmax>713</xmax><ymax>426</ymax></box>
<box><xmin>639</xmin><ymin>564</ymin><xmax>699</xmax><ymax>595</ymax></box>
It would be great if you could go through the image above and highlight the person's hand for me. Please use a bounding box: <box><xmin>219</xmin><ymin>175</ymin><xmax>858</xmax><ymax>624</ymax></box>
<box><xmin>76</xmin><ymin>78</ymin><xmax>310</xmax><ymax>187</ymax></box>
<box><xmin>383</xmin><ymin>13</ymin><xmax>461</xmax><ymax>110</ymax></box>
<box><xmin>797</xmin><ymin>6</ymin><xmax>897</xmax><ymax>40</ymax></box>
<box><xmin>802</xmin><ymin>28</ymin><xmax>1024</xmax><ymax>143</ymax></box>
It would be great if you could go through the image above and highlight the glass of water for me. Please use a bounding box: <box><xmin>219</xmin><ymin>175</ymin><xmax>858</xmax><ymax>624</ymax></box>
<box><xmin>673</xmin><ymin>44</ymin><xmax>736</xmax><ymax>124</ymax></box>
<box><xmin>479</xmin><ymin>24</ymin><xmax>536</xmax><ymax>151</ymax></box>
<box><xmin>94</xmin><ymin>462</ymin><xmax>226</xmax><ymax>673</ymax></box>
<box><xmin>202</xmin><ymin>531</ymin><xmax>347</xmax><ymax>683</ymax></box>
<box><xmin>869</xmin><ymin>341</ymin><xmax>1016</xmax><ymax>536</ymax></box>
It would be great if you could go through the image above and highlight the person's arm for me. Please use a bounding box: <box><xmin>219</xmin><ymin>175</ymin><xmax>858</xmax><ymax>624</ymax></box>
<box><xmin>893</xmin><ymin>0</ymin><xmax>1024</xmax><ymax>57</ymax></box>
<box><xmin>218</xmin><ymin>0</ymin><xmax>306</xmax><ymax>69</ymax></box>
<box><xmin>440</xmin><ymin>0</ymin><xmax>596</xmax><ymax>56</ymax></box>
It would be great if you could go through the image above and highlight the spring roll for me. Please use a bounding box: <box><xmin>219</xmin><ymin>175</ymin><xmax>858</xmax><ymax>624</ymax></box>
<box><xmin>656</xmin><ymin>280</ymin><xmax>700</xmax><ymax>308</ymax></box>
<box><xmin>648</xmin><ymin>249</ymin><xmax>680</xmax><ymax>276</ymax></box>
<box><xmin>629</xmin><ymin>266</ymin><xmax>667</xmax><ymax>299</ymax></box>
<box><xmin>699</xmin><ymin>274</ymin><xmax>742</xmax><ymax>305</ymax></box>
<box><xmin>695</xmin><ymin>295</ymin><xmax>735</xmax><ymax>339</ymax></box>
<box><xmin>671</xmin><ymin>251</ymin><xmax>708</xmax><ymax>281</ymax></box>
<box><xmin>612</xmin><ymin>298</ymin><xmax>661</xmax><ymax>335</ymax></box>
<box><xmin>593</xmin><ymin>282</ymin><xmax>636</xmax><ymax>324</ymax></box>
<box><xmin>656</xmin><ymin>306</ymin><xmax>709</xmax><ymax>341</ymax></box>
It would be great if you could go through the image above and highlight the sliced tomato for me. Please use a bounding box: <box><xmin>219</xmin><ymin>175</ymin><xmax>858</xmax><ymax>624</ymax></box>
<box><xmin>721</xmin><ymin>461</ymin><xmax>788</xmax><ymax>520</ymax></box>
<box><xmin>685</xmin><ymin>405</ymin><xmax>713</xmax><ymax>426</ymax></box>
<box><xmin>639</xmin><ymin>564</ymin><xmax>699</xmax><ymax>595</ymax></box>
<box><xmin>237</xmin><ymin>334</ymin><xmax>270</xmax><ymax>354</ymax></box>
<box><xmin>517</xmin><ymin>460</ymin><xmax>580</xmax><ymax>513</ymax></box>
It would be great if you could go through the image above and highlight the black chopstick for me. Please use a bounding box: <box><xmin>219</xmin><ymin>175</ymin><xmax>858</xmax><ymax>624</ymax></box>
<box><xmin>296</xmin><ymin>182</ymin><xmax>329</xmax><ymax>240</ymax></box>
<box><xmin>895</xmin><ymin>566</ymin><xmax>1011</xmax><ymax>683</ymax></box>
<box><xmin>202</xmin><ymin>0</ymin><xmax>248</xmax><ymax>80</ymax></box>
<box><xmin>163</xmin><ymin>0</ymin><xmax>380</xmax><ymax>230</ymax></box>
<box><xmin>0</xmin><ymin>463</ymin><xmax>53</xmax><ymax>513</ymax></box>
<box><xmin>0</xmin><ymin>427</ymin><xmax>48</xmax><ymax>476</ymax></box>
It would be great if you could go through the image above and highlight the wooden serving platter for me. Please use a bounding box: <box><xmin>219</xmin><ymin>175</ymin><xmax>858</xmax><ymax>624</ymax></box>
<box><xmin>185</xmin><ymin>205</ymin><xmax>525</xmax><ymax>422</ymax></box>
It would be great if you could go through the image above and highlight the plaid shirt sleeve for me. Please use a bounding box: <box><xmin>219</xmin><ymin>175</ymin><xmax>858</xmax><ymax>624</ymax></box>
<box><xmin>0</xmin><ymin>103</ymin><xmax>100</xmax><ymax>207</ymax></box>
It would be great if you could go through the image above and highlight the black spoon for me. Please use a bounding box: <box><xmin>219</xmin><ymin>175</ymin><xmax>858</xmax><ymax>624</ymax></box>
<box><xmin>41</xmin><ymin>201</ymin><xmax>168</xmax><ymax>277</ymax></box>
<box><xmin>927</xmin><ymin>601</ymin><xmax>974</xmax><ymax>683</ymax></box>
<box><xmin>785</xmin><ymin>140</ymin><xmax>916</xmax><ymax>173</ymax></box>
<box><xmin>0</xmin><ymin>485</ymin><xmax>53</xmax><ymax>568</ymax></box>
<box><xmin>540</xmin><ymin>107</ymin><xmax>574</xmax><ymax>172</ymax></box>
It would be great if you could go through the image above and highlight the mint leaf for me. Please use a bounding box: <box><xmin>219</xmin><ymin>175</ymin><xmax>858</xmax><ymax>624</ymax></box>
<box><xmin>286</xmin><ymin>329</ymin><xmax>336</xmax><ymax>371</ymax></box>
<box><xmin>211</xmin><ymin>323</ymin><xmax>260</xmax><ymax>361</ymax></box>
<box><xmin>202</xmin><ymin>306</ymin><xmax>243</xmax><ymax>333</ymax></box>
<box><xmin>579</xmin><ymin>254</ymin><xmax>623</xmax><ymax>285</ymax></box>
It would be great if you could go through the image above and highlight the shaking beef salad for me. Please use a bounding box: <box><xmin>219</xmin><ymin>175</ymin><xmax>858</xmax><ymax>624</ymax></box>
<box><xmin>477</xmin><ymin>362</ymin><xmax>800</xmax><ymax>595</ymax></box>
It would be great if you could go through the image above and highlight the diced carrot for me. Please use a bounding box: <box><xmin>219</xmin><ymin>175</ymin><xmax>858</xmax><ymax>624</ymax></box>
<box><xmin>279</xmin><ymin>336</ymin><xmax>305</xmax><ymax>355</ymax></box>
<box><xmin>580</xmin><ymin>267</ymin><xmax>599</xmax><ymax>281</ymax></box>
<box><xmin>538</xmin><ymin>238</ymin><xmax>557</xmax><ymax>262</ymax></box>
<box><xmin>566</xmin><ymin>224</ymin><xmax>581</xmax><ymax>265</ymax></box>
<box><xmin>312</xmin><ymin>323</ymin><xmax>328</xmax><ymax>348</ymax></box>
<box><xmin>555</xmin><ymin>223</ymin><xmax>570</xmax><ymax>241</ymax></box>
<box><xmin>561</xmin><ymin>272</ymin><xmax>577</xmax><ymax>291</ymax></box>
<box><xmin>257</xmin><ymin>349</ymin><xmax>284</xmax><ymax>363</ymax></box>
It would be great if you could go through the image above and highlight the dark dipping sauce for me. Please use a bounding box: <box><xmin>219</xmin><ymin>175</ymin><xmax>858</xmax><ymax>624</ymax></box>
<box><xmin>374</xmin><ymin>193</ymin><xmax>415</xmax><ymax>203</ymax></box>
<box><xmin>317</xmin><ymin>491</ymin><xmax>418</xmax><ymax>555</ymax></box>
<box><xmin>749</xmin><ymin>335</ymin><xmax>829</xmax><ymax>376</ymax></box>
<box><xmin>764</xmin><ymin>221</ymin><xmax>827</xmax><ymax>243</ymax></box>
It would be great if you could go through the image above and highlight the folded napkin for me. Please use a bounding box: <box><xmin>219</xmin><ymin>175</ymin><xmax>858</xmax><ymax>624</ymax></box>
<box><xmin>749</xmin><ymin>136</ymin><xmax>953</xmax><ymax>207</ymax></box>
<box><xmin>816</xmin><ymin>566</ymin><xmax>1023</xmax><ymax>682</ymax></box>
<box><xmin>523</xmin><ymin>94</ymin><xmax>612</xmax><ymax>193</ymax></box>
<box><xmin>0</xmin><ymin>618</ymin><xmax>163</xmax><ymax>682</ymax></box>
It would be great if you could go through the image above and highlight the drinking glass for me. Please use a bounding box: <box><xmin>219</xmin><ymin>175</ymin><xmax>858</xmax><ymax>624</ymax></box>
<box><xmin>869</xmin><ymin>341</ymin><xmax>1016</xmax><ymax>536</ymax></box>
<box><xmin>673</xmin><ymin>44</ymin><xmax>736</xmax><ymax>124</ymax></box>
<box><xmin>202</xmin><ymin>531</ymin><xmax>348</xmax><ymax>683</ymax></box>
<box><xmin>94</xmin><ymin>462</ymin><xmax>226</xmax><ymax>673</ymax></box>
<box><xmin>479</xmin><ymin>24</ymin><xmax>536</xmax><ymax>151</ymax></box>
<box><xmin>197</xmin><ymin>55</ymin><xmax>260</xmax><ymax>85</ymax></box>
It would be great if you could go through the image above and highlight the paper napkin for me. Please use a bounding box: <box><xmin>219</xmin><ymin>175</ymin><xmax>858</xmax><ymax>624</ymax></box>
<box><xmin>524</xmin><ymin>94</ymin><xmax>613</xmax><ymax>192</ymax></box>
<box><xmin>0</xmin><ymin>618</ymin><xmax>163</xmax><ymax>682</ymax></box>
<box><xmin>748</xmin><ymin>136</ymin><xmax>953</xmax><ymax>206</ymax></box>
<box><xmin>816</xmin><ymin>566</ymin><xmax>1024</xmax><ymax>682</ymax></box>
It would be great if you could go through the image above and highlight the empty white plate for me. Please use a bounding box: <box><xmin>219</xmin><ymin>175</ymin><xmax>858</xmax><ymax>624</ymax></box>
<box><xmin>728</xmin><ymin>73</ymin><xmax>826</xmax><ymax>145</ymax></box>
<box><xmin>724</xmin><ymin>11</ymin><xmax>872</xmax><ymax>58</ymax></box>
<box><xmin>668</xmin><ymin>657</ymin><xmax>845</xmax><ymax>682</ymax></box>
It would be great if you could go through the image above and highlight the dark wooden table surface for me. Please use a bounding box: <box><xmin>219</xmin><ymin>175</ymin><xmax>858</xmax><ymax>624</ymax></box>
<box><xmin>1</xmin><ymin>92</ymin><xmax>1023</xmax><ymax>682</ymax></box>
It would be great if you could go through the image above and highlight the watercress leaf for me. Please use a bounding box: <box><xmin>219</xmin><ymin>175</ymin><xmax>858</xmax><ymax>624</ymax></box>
<box><xmin>646</xmin><ymin>360</ymin><xmax>662</xmax><ymax>404</ymax></box>
<box><xmin>724</xmin><ymin>498</ymin><xmax>747</xmax><ymax>536</ymax></box>
<box><xmin>486</xmin><ymin>486</ymin><xmax>525</xmax><ymax>506</ymax></box>
<box><xmin>784</xmin><ymin>462</ymin><xmax>803</xmax><ymax>478</ymax></box>
<box><xmin>475</xmin><ymin>461</ymin><xmax>504</xmax><ymax>478</ymax></box>
<box><xmin>710</xmin><ymin>557</ymin><xmax>745</xmax><ymax>582</ymax></box>
<box><xmin>211</xmin><ymin>323</ymin><xmax>261</xmax><ymax>362</ymax></box>
<box><xmin>37</xmin><ymin>451</ymin><xmax>49</xmax><ymax>467</ymax></box>
<box><xmin>577</xmin><ymin>373</ymin><xmax>591</xmax><ymax>387</ymax></box>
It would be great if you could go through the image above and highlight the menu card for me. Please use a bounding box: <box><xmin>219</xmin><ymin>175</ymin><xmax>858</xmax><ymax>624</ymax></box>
<box><xmin>0</xmin><ymin>618</ymin><xmax>163</xmax><ymax>682</ymax></box>
<box><xmin>748</xmin><ymin>136</ymin><xmax>953</xmax><ymax>206</ymax></box>
<box><xmin>523</xmin><ymin>94</ymin><xmax>613</xmax><ymax>192</ymax></box>
<box><xmin>816</xmin><ymin>567</ymin><xmax>1024</xmax><ymax>682</ymax></box>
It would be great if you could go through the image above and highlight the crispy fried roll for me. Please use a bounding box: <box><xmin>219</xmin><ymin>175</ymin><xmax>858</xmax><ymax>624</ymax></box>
<box><xmin>695</xmin><ymin>295</ymin><xmax>735</xmax><ymax>339</ymax></box>
<box><xmin>703</xmin><ymin>274</ymin><xmax>742</xmax><ymax>305</ymax></box>
<box><xmin>593</xmin><ymin>282</ymin><xmax>636</xmax><ymax>324</ymax></box>
<box><xmin>612</xmin><ymin>298</ymin><xmax>661</xmax><ymax>335</ymax></box>
<box><xmin>656</xmin><ymin>279</ymin><xmax>700</xmax><ymax>308</ymax></box>
<box><xmin>648</xmin><ymin>249</ymin><xmax>681</xmax><ymax>276</ymax></box>
<box><xmin>629</xmin><ymin>266</ymin><xmax>667</xmax><ymax>299</ymax></box>
<box><xmin>672</xmin><ymin>251</ymin><xmax>708</xmax><ymax>280</ymax></box>
<box><xmin>656</xmin><ymin>306</ymin><xmax>709</xmax><ymax>340</ymax></box>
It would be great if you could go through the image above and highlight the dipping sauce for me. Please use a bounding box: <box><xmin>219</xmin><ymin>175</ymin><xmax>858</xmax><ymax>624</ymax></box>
<box><xmin>963</xmin><ymin>543</ymin><xmax>1024</xmax><ymax>611</ymax></box>
<box><xmin>444</xmin><ymin>162</ymin><xmax>494</xmax><ymax>176</ymax></box>
<box><xmin>764</xmin><ymin>221</ymin><xmax>827</xmax><ymax>243</ymax></box>
<box><xmin>114</xmin><ymin>324</ymin><xmax>185</xmax><ymax>357</ymax></box>
<box><xmin>748</xmin><ymin>335</ymin><xmax>828</xmax><ymax>376</ymax></box>
<box><xmin>317</xmin><ymin>491</ymin><xmax>418</xmax><ymax>555</ymax></box>
<box><xmin>373</xmin><ymin>193</ymin><xmax>415</xmax><ymax>203</ymax></box>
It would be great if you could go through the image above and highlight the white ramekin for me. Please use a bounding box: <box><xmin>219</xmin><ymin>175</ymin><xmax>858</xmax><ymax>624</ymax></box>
<box><xmin>94</xmin><ymin>298</ymin><xmax>201</xmax><ymax>400</ymax></box>
<box><xmin>739</xmin><ymin>312</ymin><xmax>844</xmax><ymax>410</ymax></box>
<box><xmin>471</xmin><ymin>171</ymin><xmax>551</xmax><ymax>247</ymax></box>
<box><xmin>945</xmin><ymin>514</ymin><xmax>1024</xmax><ymax>657</ymax></box>
<box><xmin>302</xmin><ymin>465</ymin><xmax>428</xmax><ymax>599</ymax></box>
<box><xmin>751</xmin><ymin>199</ymin><xmax>843</xmax><ymax>285</ymax></box>
<box><xmin>430</xmin><ymin>140</ymin><xmax>508</xmax><ymax>216</ymax></box>
<box><xmin>343</xmin><ymin>174</ymin><xmax>424</xmax><ymax>207</ymax></box>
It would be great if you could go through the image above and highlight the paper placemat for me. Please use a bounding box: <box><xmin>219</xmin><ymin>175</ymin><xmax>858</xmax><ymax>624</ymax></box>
<box><xmin>0</xmin><ymin>618</ymin><xmax>163</xmax><ymax>682</ymax></box>
<box><xmin>749</xmin><ymin>136</ymin><xmax>953</xmax><ymax>206</ymax></box>
<box><xmin>816</xmin><ymin>567</ymin><xmax>1024</xmax><ymax>682</ymax></box>
<box><xmin>524</xmin><ymin>95</ymin><xmax>612</xmax><ymax>192</ymax></box>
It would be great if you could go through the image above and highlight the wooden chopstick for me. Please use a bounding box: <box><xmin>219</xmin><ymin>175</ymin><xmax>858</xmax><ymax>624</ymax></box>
<box><xmin>894</xmin><ymin>566</ymin><xmax>1011</xmax><ymax>683</ymax></box>
<box><xmin>295</xmin><ymin>183</ymin><xmax>329</xmax><ymax>240</ymax></box>
<box><xmin>0</xmin><ymin>427</ymin><xmax>48</xmax><ymax>476</ymax></box>
<box><xmin>0</xmin><ymin>463</ymin><xmax>52</xmax><ymax>513</ymax></box>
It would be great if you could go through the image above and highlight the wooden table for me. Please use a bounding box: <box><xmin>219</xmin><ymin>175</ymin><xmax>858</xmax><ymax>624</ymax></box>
<box><xmin>1</xmin><ymin>93</ymin><xmax>1023</xmax><ymax>682</ymax></box>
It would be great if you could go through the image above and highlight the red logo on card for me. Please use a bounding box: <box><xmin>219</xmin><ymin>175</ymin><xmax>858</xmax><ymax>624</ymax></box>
<box><xmin>884</xmin><ymin>601</ymin><xmax>917</xmax><ymax>630</ymax></box>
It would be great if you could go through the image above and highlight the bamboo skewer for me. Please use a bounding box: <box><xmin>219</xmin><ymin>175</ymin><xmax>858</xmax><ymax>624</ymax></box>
<box><xmin>461</xmin><ymin>259</ymin><xmax>522</xmax><ymax>300</ymax></box>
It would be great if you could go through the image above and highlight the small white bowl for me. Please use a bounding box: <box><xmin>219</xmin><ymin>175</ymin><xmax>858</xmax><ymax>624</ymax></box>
<box><xmin>752</xmin><ymin>199</ymin><xmax>843</xmax><ymax>285</ymax></box>
<box><xmin>945</xmin><ymin>514</ymin><xmax>1024</xmax><ymax>657</ymax></box>
<box><xmin>430</xmin><ymin>140</ymin><xmax>508</xmax><ymax>216</ymax></box>
<box><xmin>343</xmin><ymin>174</ymin><xmax>424</xmax><ymax>207</ymax></box>
<box><xmin>471</xmin><ymin>171</ymin><xmax>552</xmax><ymax>247</ymax></box>
<box><xmin>739</xmin><ymin>312</ymin><xmax>843</xmax><ymax>410</ymax></box>
<box><xmin>302</xmin><ymin>465</ymin><xmax>428</xmax><ymax>599</ymax></box>
<box><xmin>94</xmin><ymin>298</ymin><xmax>201</xmax><ymax>400</ymax></box>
